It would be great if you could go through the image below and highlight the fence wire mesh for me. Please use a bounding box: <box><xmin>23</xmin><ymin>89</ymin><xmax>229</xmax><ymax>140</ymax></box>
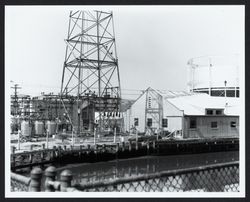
<box><xmin>11</xmin><ymin>178</ymin><xmax>29</xmax><ymax>192</ymax></box>
<box><xmin>75</xmin><ymin>163</ymin><xmax>239</xmax><ymax>192</ymax></box>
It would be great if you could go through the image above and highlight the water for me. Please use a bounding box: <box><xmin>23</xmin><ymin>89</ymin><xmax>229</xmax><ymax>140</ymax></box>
<box><xmin>55</xmin><ymin>151</ymin><xmax>239</xmax><ymax>187</ymax></box>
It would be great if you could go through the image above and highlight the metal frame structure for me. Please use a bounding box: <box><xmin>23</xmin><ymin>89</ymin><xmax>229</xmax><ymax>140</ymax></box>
<box><xmin>144</xmin><ymin>88</ymin><xmax>163</xmax><ymax>135</ymax></box>
<box><xmin>60</xmin><ymin>10</ymin><xmax>121</xmax><ymax>134</ymax></box>
<box><xmin>187</xmin><ymin>55</ymin><xmax>240</xmax><ymax>97</ymax></box>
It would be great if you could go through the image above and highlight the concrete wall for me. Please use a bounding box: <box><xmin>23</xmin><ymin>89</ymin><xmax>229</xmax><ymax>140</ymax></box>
<box><xmin>183</xmin><ymin>116</ymin><xmax>239</xmax><ymax>138</ymax></box>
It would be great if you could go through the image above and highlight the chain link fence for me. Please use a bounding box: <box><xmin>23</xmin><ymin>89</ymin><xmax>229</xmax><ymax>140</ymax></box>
<box><xmin>74</xmin><ymin>162</ymin><xmax>239</xmax><ymax>192</ymax></box>
<box><xmin>11</xmin><ymin>161</ymin><xmax>239</xmax><ymax>192</ymax></box>
<box><xmin>11</xmin><ymin>172</ymin><xmax>30</xmax><ymax>192</ymax></box>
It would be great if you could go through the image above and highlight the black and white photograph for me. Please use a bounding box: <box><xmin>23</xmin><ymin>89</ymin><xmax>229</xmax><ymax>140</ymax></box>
<box><xmin>5</xmin><ymin>5</ymin><xmax>245</xmax><ymax>197</ymax></box>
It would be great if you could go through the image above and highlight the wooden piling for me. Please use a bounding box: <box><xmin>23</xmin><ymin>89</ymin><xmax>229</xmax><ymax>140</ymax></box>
<box><xmin>116</xmin><ymin>143</ymin><xmax>119</xmax><ymax>152</ymax></box>
<box><xmin>11</xmin><ymin>146</ymin><xmax>16</xmax><ymax>169</ymax></box>
<box><xmin>87</xmin><ymin>144</ymin><xmax>90</xmax><ymax>154</ymax></box>
<box><xmin>122</xmin><ymin>142</ymin><xmax>125</xmax><ymax>152</ymax></box>
<box><xmin>40</xmin><ymin>151</ymin><xmax>44</xmax><ymax>160</ymax></box>
<box><xmin>128</xmin><ymin>141</ymin><xmax>132</xmax><ymax>151</ymax></box>
<box><xmin>116</xmin><ymin>143</ymin><xmax>119</xmax><ymax>159</ymax></box>
<box><xmin>29</xmin><ymin>153</ymin><xmax>33</xmax><ymax>164</ymax></box>
<box><xmin>102</xmin><ymin>144</ymin><xmax>106</xmax><ymax>153</ymax></box>
<box><xmin>52</xmin><ymin>146</ymin><xmax>56</xmax><ymax>159</ymax></box>
<box><xmin>58</xmin><ymin>146</ymin><xmax>62</xmax><ymax>158</ymax></box>
<box><xmin>147</xmin><ymin>141</ymin><xmax>150</xmax><ymax>155</ymax></box>
<box><xmin>79</xmin><ymin>145</ymin><xmax>83</xmax><ymax>158</ymax></box>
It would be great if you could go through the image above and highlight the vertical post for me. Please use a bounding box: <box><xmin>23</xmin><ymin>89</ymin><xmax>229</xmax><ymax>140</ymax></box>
<box><xmin>209</xmin><ymin>58</ymin><xmax>212</xmax><ymax>96</ymax></box>
<box><xmin>116</xmin><ymin>143</ymin><xmax>119</xmax><ymax>159</ymax></box>
<box><xmin>42</xmin><ymin>143</ymin><xmax>45</xmax><ymax>150</ymax></box>
<box><xmin>71</xmin><ymin>127</ymin><xmax>74</xmax><ymax>147</ymax></box>
<box><xmin>11</xmin><ymin>146</ymin><xmax>15</xmax><ymax>154</ymax></box>
<box><xmin>52</xmin><ymin>146</ymin><xmax>56</xmax><ymax>159</ymax></box>
<box><xmin>113</xmin><ymin>127</ymin><xmax>117</xmax><ymax>143</ymax></box>
<box><xmin>224</xmin><ymin>80</ymin><xmax>227</xmax><ymax>104</ymax></box>
<box><xmin>29</xmin><ymin>145</ymin><xmax>33</xmax><ymax>164</ymax></box>
<box><xmin>116</xmin><ymin>143</ymin><xmax>119</xmax><ymax>153</ymax></box>
<box><xmin>87</xmin><ymin>144</ymin><xmax>90</xmax><ymax>154</ymax></box>
<box><xmin>136</xmin><ymin>130</ymin><xmax>138</xmax><ymax>150</ymax></box>
<box><xmin>102</xmin><ymin>144</ymin><xmax>106</xmax><ymax>153</ymax></box>
<box><xmin>122</xmin><ymin>142</ymin><xmax>125</xmax><ymax>152</ymax></box>
<box><xmin>46</xmin><ymin>130</ymin><xmax>49</xmax><ymax>149</ymax></box>
<box><xmin>18</xmin><ymin>130</ymin><xmax>20</xmax><ymax>150</ymax></box>
<box><xmin>79</xmin><ymin>145</ymin><xmax>83</xmax><ymax>158</ymax></box>
<box><xmin>29</xmin><ymin>167</ymin><xmax>43</xmax><ymax>192</ymax></box>
<box><xmin>128</xmin><ymin>141</ymin><xmax>132</xmax><ymax>151</ymax></box>
<box><xmin>40</xmin><ymin>150</ymin><xmax>44</xmax><ymax>160</ymax></box>
<box><xmin>147</xmin><ymin>141</ymin><xmax>150</xmax><ymax>155</ymax></box>
<box><xmin>11</xmin><ymin>146</ymin><xmax>16</xmax><ymax>169</ymax></box>
<box><xmin>58</xmin><ymin>146</ymin><xmax>62</xmax><ymax>158</ymax></box>
<box><xmin>45</xmin><ymin>166</ymin><xmax>56</xmax><ymax>192</ymax></box>
<box><xmin>60</xmin><ymin>169</ymin><xmax>73</xmax><ymax>192</ymax></box>
<box><xmin>94</xmin><ymin>128</ymin><xmax>96</xmax><ymax>145</ymax></box>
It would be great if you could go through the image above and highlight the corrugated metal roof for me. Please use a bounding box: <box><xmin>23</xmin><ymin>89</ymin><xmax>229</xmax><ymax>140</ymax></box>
<box><xmin>165</xmin><ymin>93</ymin><xmax>240</xmax><ymax>116</ymax></box>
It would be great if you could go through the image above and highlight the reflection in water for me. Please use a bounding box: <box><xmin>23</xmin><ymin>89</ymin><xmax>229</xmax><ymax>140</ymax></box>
<box><xmin>56</xmin><ymin>151</ymin><xmax>239</xmax><ymax>191</ymax></box>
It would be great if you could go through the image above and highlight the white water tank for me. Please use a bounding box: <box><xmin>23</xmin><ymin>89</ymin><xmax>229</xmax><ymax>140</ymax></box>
<box><xmin>46</xmin><ymin>121</ymin><xmax>56</xmax><ymax>135</ymax></box>
<box><xmin>34</xmin><ymin>121</ymin><xmax>44</xmax><ymax>135</ymax></box>
<box><xmin>21</xmin><ymin>120</ymin><xmax>31</xmax><ymax>137</ymax></box>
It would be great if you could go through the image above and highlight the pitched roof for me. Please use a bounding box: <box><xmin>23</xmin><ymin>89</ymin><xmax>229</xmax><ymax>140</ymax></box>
<box><xmin>165</xmin><ymin>93</ymin><xmax>240</xmax><ymax>116</ymax></box>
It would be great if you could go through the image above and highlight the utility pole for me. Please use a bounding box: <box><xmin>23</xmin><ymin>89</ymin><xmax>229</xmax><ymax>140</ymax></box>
<box><xmin>11</xmin><ymin>84</ymin><xmax>21</xmax><ymax>116</ymax></box>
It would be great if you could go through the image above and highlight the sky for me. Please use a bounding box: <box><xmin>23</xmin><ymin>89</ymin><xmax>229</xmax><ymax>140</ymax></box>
<box><xmin>5</xmin><ymin>5</ymin><xmax>244</xmax><ymax>99</ymax></box>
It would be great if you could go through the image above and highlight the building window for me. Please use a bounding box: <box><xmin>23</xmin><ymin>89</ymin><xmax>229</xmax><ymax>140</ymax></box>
<box><xmin>206</xmin><ymin>109</ymin><xmax>213</xmax><ymax>115</ymax></box>
<box><xmin>216</xmin><ymin>110</ymin><xmax>223</xmax><ymax>115</ymax></box>
<box><xmin>147</xmin><ymin>118</ymin><xmax>152</xmax><ymax>127</ymax></box>
<box><xmin>231</xmin><ymin>121</ymin><xmax>236</xmax><ymax>128</ymax></box>
<box><xmin>211</xmin><ymin>121</ymin><xmax>218</xmax><ymax>129</ymax></box>
<box><xmin>190</xmin><ymin>118</ymin><xmax>197</xmax><ymax>129</ymax></box>
<box><xmin>134</xmin><ymin>118</ymin><xmax>139</xmax><ymax>126</ymax></box>
<box><xmin>162</xmin><ymin>118</ymin><xmax>168</xmax><ymax>128</ymax></box>
<box><xmin>206</xmin><ymin>109</ymin><xmax>224</xmax><ymax>116</ymax></box>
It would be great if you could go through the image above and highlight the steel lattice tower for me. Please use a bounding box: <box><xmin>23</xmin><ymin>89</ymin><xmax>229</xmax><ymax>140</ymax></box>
<box><xmin>60</xmin><ymin>10</ymin><xmax>121</xmax><ymax>134</ymax></box>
